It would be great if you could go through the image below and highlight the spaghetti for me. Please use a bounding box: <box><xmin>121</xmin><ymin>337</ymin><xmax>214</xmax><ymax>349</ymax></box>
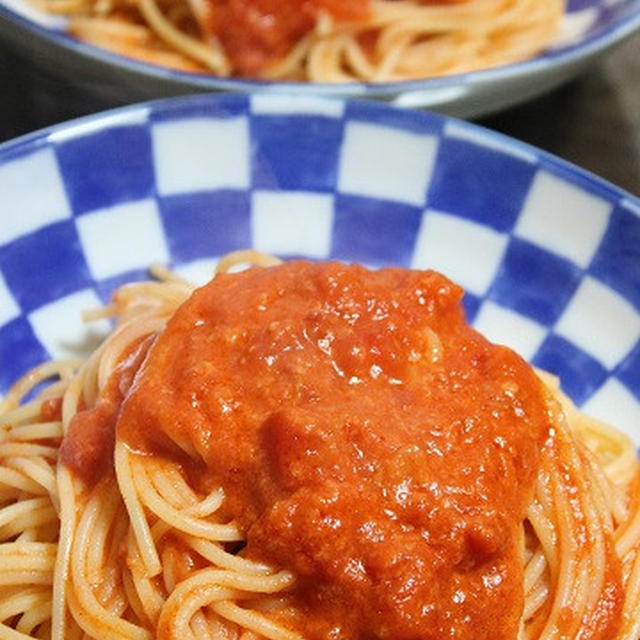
<box><xmin>28</xmin><ymin>0</ymin><xmax>564</xmax><ymax>81</ymax></box>
<box><xmin>0</xmin><ymin>251</ymin><xmax>638</xmax><ymax>640</ymax></box>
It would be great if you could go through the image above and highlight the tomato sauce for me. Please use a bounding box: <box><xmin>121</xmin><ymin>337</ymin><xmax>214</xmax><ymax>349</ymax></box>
<box><xmin>60</xmin><ymin>336</ymin><xmax>153</xmax><ymax>485</ymax></box>
<box><xmin>40</xmin><ymin>396</ymin><xmax>63</xmax><ymax>422</ymax></box>
<box><xmin>112</xmin><ymin>262</ymin><xmax>556</xmax><ymax>640</ymax></box>
<box><xmin>204</xmin><ymin>0</ymin><xmax>369</xmax><ymax>75</ymax></box>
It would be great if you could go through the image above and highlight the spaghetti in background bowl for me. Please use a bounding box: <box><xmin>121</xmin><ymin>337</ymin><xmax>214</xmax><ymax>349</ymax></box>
<box><xmin>0</xmin><ymin>94</ymin><xmax>639</xmax><ymax>638</ymax></box>
<box><xmin>0</xmin><ymin>0</ymin><xmax>639</xmax><ymax>116</ymax></box>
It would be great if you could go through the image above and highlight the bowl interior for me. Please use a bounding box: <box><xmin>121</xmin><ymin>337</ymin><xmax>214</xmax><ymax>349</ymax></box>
<box><xmin>555</xmin><ymin>0</ymin><xmax>640</xmax><ymax>45</ymax></box>
<box><xmin>0</xmin><ymin>94</ymin><xmax>638</xmax><ymax>445</ymax></box>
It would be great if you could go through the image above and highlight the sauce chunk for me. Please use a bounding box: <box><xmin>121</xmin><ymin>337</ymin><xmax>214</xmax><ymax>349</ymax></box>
<box><xmin>205</xmin><ymin>0</ymin><xmax>369</xmax><ymax>75</ymax></box>
<box><xmin>117</xmin><ymin>262</ymin><xmax>552</xmax><ymax>640</ymax></box>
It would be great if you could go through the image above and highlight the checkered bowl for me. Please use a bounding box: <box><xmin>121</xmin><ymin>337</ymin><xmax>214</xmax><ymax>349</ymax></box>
<box><xmin>0</xmin><ymin>94</ymin><xmax>638</xmax><ymax>444</ymax></box>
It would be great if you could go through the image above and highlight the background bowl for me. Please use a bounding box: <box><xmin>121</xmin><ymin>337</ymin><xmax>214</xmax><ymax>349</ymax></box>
<box><xmin>0</xmin><ymin>0</ymin><xmax>639</xmax><ymax>117</ymax></box>
<box><xmin>0</xmin><ymin>94</ymin><xmax>638</xmax><ymax>446</ymax></box>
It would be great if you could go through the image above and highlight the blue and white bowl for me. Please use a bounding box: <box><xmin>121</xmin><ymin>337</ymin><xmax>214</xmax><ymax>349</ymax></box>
<box><xmin>0</xmin><ymin>0</ymin><xmax>638</xmax><ymax>116</ymax></box>
<box><xmin>0</xmin><ymin>94</ymin><xmax>638</xmax><ymax>446</ymax></box>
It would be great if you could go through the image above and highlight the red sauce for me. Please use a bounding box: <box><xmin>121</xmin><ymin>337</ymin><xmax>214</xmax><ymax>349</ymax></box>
<box><xmin>40</xmin><ymin>396</ymin><xmax>63</xmax><ymax>422</ymax></box>
<box><xmin>205</xmin><ymin>0</ymin><xmax>369</xmax><ymax>75</ymax></box>
<box><xmin>113</xmin><ymin>262</ymin><xmax>556</xmax><ymax>640</ymax></box>
<box><xmin>60</xmin><ymin>335</ymin><xmax>153</xmax><ymax>485</ymax></box>
<box><xmin>204</xmin><ymin>0</ymin><xmax>476</xmax><ymax>76</ymax></box>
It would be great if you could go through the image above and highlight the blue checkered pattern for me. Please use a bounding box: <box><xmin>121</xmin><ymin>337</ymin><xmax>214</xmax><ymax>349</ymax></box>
<box><xmin>0</xmin><ymin>94</ymin><xmax>639</xmax><ymax>445</ymax></box>
<box><xmin>565</xmin><ymin>0</ymin><xmax>637</xmax><ymax>27</ymax></box>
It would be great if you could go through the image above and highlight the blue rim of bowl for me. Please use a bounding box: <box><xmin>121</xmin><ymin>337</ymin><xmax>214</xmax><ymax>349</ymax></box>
<box><xmin>0</xmin><ymin>2</ymin><xmax>639</xmax><ymax>97</ymax></box>
<box><xmin>0</xmin><ymin>92</ymin><xmax>639</xmax><ymax>211</ymax></box>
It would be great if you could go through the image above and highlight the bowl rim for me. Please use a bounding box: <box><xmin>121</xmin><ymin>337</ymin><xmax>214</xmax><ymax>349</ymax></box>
<box><xmin>0</xmin><ymin>0</ymin><xmax>639</xmax><ymax>96</ymax></box>
<box><xmin>0</xmin><ymin>92</ymin><xmax>638</xmax><ymax>211</ymax></box>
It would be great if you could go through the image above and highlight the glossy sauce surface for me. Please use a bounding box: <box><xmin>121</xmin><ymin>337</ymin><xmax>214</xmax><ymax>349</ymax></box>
<box><xmin>60</xmin><ymin>336</ymin><xmax>153</xmax><ymax>485</ymax></box>
<box><xmin>114</xmin><ymin>262</ymin><xmax>554</xmax><ymax>640</ymax></box>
